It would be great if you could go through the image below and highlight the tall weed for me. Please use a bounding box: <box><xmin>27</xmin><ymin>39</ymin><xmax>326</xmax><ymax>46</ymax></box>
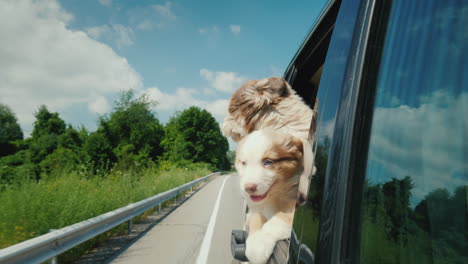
<box><xmin>0</xmin><ymin>163</ymin><xmax>211</xmax><ymax>257</ymax></box>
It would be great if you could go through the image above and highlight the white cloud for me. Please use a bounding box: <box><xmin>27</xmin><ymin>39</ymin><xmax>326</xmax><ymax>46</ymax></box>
<box><xmin>86</xmin><ymin>24</ymin><xmax>135</xmax><ymax>48</ymax></box>
<box><xmin>86</xmin><ymin>25</ymin><xmax>110</xmax><ymax>39</ymax></box>
<box><xmin>136</xmin><ymin>20</ymin><xmax>163</xmax><ymax>31</ymax></box>
<box><xmin>0</xmin><ymin>0</ymin><xmax>142</xmax><ymax>131</ymax></box>
<box><xmin>200</xmin><ymin>68</ymin><xmax>246</xmax><ymax>93</ymax></box>
<box><xmin>198</xmin><ymin>26</ymin><xmax>219</xmax><ymax>34</ymax></box>
<box><xmin>317</xmin><ymin>117</ymin><xmax>335</xmax><ymax>141</ymax></box>
<box><xmin>368</xmin><ymin>91</ymin><xmax>468</xmax><ymax>203</ymax></box>
<box><xmin>128</xmin><ymin>2</ymin><xmax>175</xmax><ymax>31</ymax></box>
<box><xmin>112</xmin><ymin>24</ymin><xmax>135</xmax><ymax>48</ymax></box>
<box><xmin>89</xmin><ymin>96</ymin><xmax>111</xmax><ymax>114</ymax></box>
<box><xmin>230</xmin><ymin>25</ymin><xmax>241</xmax><ymax>34</ymax></box>
<box><xmin>141</xmin><ymin>87</ymin><xmax>229</xmax><ymax>122</ymax></box>
<box><xmin>203</xmin><ymin>99</ymin><xmax>230</xmax><ymax>118</ymax></box>
<box><xmin>153</xmin><ymin>2</ymin><xmax>176</xmax><ymax>20</ymax></box>
<box><xmin>137</xmin><ymin>20</ymin><xmax>152</xmax><ymax>30</ymax></box>
<box><xmin>98</xmin><ymin>0</ymin><xmax>112</xmax><ymax>7</ymax></box>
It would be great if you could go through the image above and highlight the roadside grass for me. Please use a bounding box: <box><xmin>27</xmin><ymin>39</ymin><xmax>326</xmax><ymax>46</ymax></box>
<box><xmin>0</xmin><ymin>163</ymin><xmax>212</xmax><ymax>261</ymax></box>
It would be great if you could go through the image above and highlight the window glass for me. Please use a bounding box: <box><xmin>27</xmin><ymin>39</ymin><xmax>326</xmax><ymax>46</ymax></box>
<box><xmin>360</xmin><ymin>1</ymin><xmax>468</xmax><ymax>263</ymax></box>
<box><xmin>290</xmin><ymin>65</ymin><xmax>339</xmax><ymax>263</ymax></box>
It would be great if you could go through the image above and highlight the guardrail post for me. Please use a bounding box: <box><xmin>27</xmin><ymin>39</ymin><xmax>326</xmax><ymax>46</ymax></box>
<box><xmin>49</xmin><ymin>229</ymin><xmax>58</xmax><ymax>264</ymax></box>
<box><xmin>158</xmin><ymin>203</ymin><xmax>161</xmax><ymax>214</ymax></box>
<box><xmin>174</xmin><ymin>193</ymin><xmax>177</xmax><ymax>204</ymax></box>
<box><xmin>127</xmin><ymin>219</ymin><xmax>132</xmax><ymax>235</ymax></box>
<box><xmin>190</xmin><ymin>186</ymin><xmax>192</xmax><ymax>192</ymax></box>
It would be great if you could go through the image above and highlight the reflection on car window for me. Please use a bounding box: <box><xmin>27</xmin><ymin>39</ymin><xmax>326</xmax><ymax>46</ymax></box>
<box><xmin>289</xmin><ymin>61</ymin><xmax>342</xmax><ymax>263</ymax></box>
<box><xmin>360</xmin><ymin>1</ymin><xmax>468</xmax><ymax>263</ymax></box>
<box><xmin>292</xmin><ymin>72</ymin><xmax>337</xmax><ymax>263</ymax></box>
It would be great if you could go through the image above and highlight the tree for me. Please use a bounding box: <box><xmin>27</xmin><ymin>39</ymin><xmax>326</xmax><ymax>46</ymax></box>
<box><xmin>381</xmin><ymin>176</ymin><xmax>414</xmax><ymax>241</ymax></box>
<box><xmin>0</xmin><ymin>104</ymin><xmax>23</xmax><ymax>157</ymax></box>
<box><xmin>93</xmin><ymin>90</ymin><xmax>165</xmax><ymax>169</ymax></box>
<box><xmin>28</xmin><ymin>105</ymin><xmax>67</xmax><ymax>165</ymax></box>
<box><xmin>36</xmin><ymin>125</ymin><xmax>89</xmax><ymax>176</ymax></box>
<box><xmin>32</xmin><ymin>105</ymin><xmax>66</xmax><ymax>138</ymax></box>
<box><xmin>226</xmin><ymin>150</ymin><xmax>236</xmax><ymax>168</ymax></box>
<box><xmin>162</xmin><ymin>106</ymin><xmax>230</xmax><ymax>170</ymax></box>
<box><xmin>58</xmin><ymin>126</ymin><xmax>83</xmax><ymax>150</ymax></box>
<box><xmin>84</xmin><ymin>131</ymin><xmax>114</xmax><ymax>169</ymax></box>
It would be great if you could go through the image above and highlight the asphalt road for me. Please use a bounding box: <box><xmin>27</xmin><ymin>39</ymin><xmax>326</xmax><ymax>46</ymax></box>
<box><xmin>110</xmin><ymin>174</ymin><xmax>245</xmax><ymax>264</ymax></box>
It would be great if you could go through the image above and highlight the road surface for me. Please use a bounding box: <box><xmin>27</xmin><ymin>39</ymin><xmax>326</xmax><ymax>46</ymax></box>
<box><xmin>110</xmin><ymin>174</ymin><xmax>245</xmax><ymax>264</ymax></box>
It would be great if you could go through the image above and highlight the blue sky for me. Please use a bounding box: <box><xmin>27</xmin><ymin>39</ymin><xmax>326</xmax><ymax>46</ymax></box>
<box><xmin>0</xmin><ymin>0</ymin><xmax>328</xmax><ymax>143</ymax></box>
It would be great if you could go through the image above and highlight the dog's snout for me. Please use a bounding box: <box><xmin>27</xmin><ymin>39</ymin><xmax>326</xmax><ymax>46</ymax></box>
<box><xmin>244</xmin><ymin>183</ymin><xmax>257</xmax><ymax>193</ymax></box>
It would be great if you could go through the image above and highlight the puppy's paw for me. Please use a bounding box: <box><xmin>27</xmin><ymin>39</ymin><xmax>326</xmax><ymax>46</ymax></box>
<box><xmin>246</xmin><ymin>232</ymin><xmax>276</xmax><ymax>264</ymax></box>
<box><xmin>297</xmin><ymin>191</ymin><xmax>307</xmax><ymax>206</ymax></box>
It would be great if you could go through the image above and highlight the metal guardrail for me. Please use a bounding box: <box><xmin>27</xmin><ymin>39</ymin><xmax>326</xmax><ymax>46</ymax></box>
<box><xmin>0</xmin><ymin>172</ymin><xmax>221</xmax><ymax>264</ymax></box>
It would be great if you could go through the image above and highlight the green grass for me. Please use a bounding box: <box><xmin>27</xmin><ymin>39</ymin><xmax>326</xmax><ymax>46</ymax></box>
<box><xmin>0</xmin><ymin>164</ymin><xmax>212</xmax><ymax>261</ymax></box>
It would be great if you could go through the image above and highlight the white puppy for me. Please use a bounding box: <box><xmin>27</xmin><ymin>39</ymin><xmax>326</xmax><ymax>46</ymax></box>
<box><xmin>222</xmin><ymin>77</ymin><xmax>317</xmax><ymax>205</ymax></box>
<box><xmin>236</xmin><ymin>129</ymin><xmax>304</xmax><ymax>264</ymax></box>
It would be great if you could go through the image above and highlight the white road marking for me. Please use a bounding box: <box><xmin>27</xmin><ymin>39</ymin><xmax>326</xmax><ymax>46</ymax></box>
<box><xmin>196</xmin><ymin>176</ymin><xmax>229</xmax><ymax>264</ymax></box>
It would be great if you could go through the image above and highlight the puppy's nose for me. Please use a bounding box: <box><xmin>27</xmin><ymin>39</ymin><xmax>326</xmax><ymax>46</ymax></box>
<box><xmin>244</xmin><ymin>183</ymin><xmax>257</xmax><ymax>193</ymax></box>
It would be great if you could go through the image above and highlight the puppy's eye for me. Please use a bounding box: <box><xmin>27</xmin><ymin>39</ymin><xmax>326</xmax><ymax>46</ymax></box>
<box><xmin>263</xmin><ymin>159</ymin><xmax>273</xmax><ymax>166</ymax></box>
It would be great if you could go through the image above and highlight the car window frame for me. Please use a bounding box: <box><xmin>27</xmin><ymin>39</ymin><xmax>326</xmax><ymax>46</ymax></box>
<box><xmin>311</xmin><ymin>0</ymin><xmax>393</xmax><ymax>263</ymax></box>
<box><xmin>285</xmin><ymin>0</ymin><xmax>394</xmax><ymax>263</ymax></box>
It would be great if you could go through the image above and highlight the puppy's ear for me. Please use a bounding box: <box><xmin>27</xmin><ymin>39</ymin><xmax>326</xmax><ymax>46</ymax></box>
<box><xmin>228</xmin><ymin>80</ymin><xmax>272</xmax><ymax>132</ymax></box>
<box><xmin>254</xmin><ymin>77</ymin><xmax>290</xmax><ymax>104</ymax></box>
<box><xmin>228</xmin><ymin>80</ymin><xmax>257</xmax><ymax>114</ymax></box>
<box><xmin>286</xmin><ymin>136</ymin><xmax>304</xmax><ymax>161</ymax></box>
<box><xmin>308</xmin><ymin>98</ymin><xmax>319</xmax><ymax>143</ymax></box>
<box><xmin>221</xmin><ymin>115</ymin><xmax>247</xmax><ymax>142</ymax></box>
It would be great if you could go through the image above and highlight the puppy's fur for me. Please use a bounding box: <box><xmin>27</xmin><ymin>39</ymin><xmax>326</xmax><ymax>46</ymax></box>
<box><xmin>236</xmin><ymin>129</ymin><xmax>304</xmax><ymax>264</ymax></box>
<box><xmin>222</xmin><ymin>77</ymin><xmax>318</xmax><ymax>204</ymax></box>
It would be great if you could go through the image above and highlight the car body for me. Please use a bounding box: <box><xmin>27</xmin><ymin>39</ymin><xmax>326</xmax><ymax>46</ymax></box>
<box><xmin>284</xmin><ymin>0</ymin><xmax>468</xmax><ymax>263</ymax></box>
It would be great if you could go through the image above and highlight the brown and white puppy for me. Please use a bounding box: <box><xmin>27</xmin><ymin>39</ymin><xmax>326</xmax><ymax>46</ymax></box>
<box><xmin>236</xmin><ymin>129</ymin><xmax>303</xmax><ymax>264</ymax></box>
<box><xmin>223</xmin><ymin>77</ymin><xmax>317</xmax><ymax>204</ymax></box>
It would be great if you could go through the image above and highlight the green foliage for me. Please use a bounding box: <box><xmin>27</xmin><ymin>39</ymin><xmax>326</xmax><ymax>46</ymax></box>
<box><xmin>0</xmin><ymin>104</ymin><xmax>23</xmax><ymax>157</ymax></box>
<box><xmin>39</xmin><ymin>147</ymin><xmax>84</xmax><ymax>178</ymax></box>
<box><xmin>0</xmin><ymin>91</ymin><xmax>229</xmax><ymax>262</ymax></box>
<box><xmin>162</xmin><ymin>106</ymin><xmax>230</xmax><ymax>170</ymax></box>
<box><xmin>306</xmin><ymin>137</ymin><xmax>461</xmax><ymax>264</ymax></box>
<box><xmin>58</xmin><ymin>126</ymin><xmax>84</xmax><ymax>150</ymax></box>
<box><xmin>307</xmin><ymin>137</ymin><xmax>330</xmax><ymax>216</ymax></box>
<box><xmin>361</xmin><ymin>178</ymin><xmax>468</xmax><ymax>264</ymax></box>
<box><xmin>293</xmin><ymin>205</ymin><xmax>320</xmax><ymax>253</ymax></box>
<box><xmin>32</xmin><ymin>105</ymin><xmax>66</xmax><ymax>138</ymax></box>
<box><xmin>95</xmin><ymin>90</ymin><xmax>164</xmax><ymax>170</ymax></box>
<box><xmin>0</xmin><ymin>164</ymin><xmax>212</xmax><ymax>261</ymax></box>
<box><xmin>381</xmin><ymin>176</ymin><xmax>414</xmax><ymax>241</ymax></box>
<box><xmin>0</xmin><ymin>93</ymin><xmax>228</xmax><ymax>183</ymax></box>
<box><xmin>226</xmin><ymin>150</ymin><xmax>236</xmax><ymax>168</ymax></box>
<box><xmin>83</xmin><ymin>131</ymin><xmax>114</xmax><ymax>169</ymax></box>
<box><xmin>0</xmin><ymin>150</ymin><xmax>35</xmax><ymax>184</ymax></box>
<box><xmin>25</xmin><ymin>105</ymin><xmax>68</xmax><ymax>170</ymax></box>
